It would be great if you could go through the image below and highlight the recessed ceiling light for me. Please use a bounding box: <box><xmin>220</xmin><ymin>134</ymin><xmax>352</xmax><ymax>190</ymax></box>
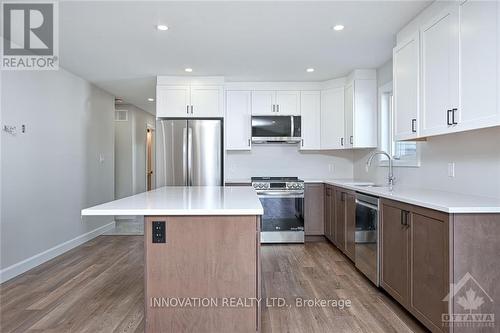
<box><xmin>157</xmin><ymin>24</ymin><xmax>168</xmax><ymax>31</ymax></box>
<box><xmin>147</xmin><ymin>98</ymin><xmax>155</xmax><ymax>102</ymax></box>
<box><xmin>185</xmin><ymin>68</ymin><xmax>193</xmax><ymax>72</ymax></box>
<box><xmin>306</xmin><ymin>68</ymin><xmax>315</xmax><ymax>73</ymax></box>
<box><xmin>333</xmin><ymin>24</ymin><xmax>344</xmax><ymax>31</ymax></box>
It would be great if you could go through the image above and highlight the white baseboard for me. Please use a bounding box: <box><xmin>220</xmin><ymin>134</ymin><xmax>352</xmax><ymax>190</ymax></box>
<box><xmin>0</xmin><ymin>221</ymin><xmax>116</xmax><ymax>284</ymax></box>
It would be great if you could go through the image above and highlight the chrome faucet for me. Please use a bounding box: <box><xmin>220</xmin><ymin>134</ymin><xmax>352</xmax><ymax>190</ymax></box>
<box><xmin>366</xmin><ymin>150</ymin><xmax>395</xmax><ymax>191</ymax></box>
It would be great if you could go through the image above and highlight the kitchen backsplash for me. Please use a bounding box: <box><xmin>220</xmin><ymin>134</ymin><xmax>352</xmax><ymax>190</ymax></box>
<box><xmin>225</xmin><ymin>144</ymin><xmax>354</xmax><ymax>181</ymax></box>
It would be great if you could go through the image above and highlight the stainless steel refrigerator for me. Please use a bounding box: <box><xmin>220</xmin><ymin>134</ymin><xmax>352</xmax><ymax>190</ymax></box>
<box><xmin>156</xmin><ymin>119</ymin><xmax>223</xmax><ymax>186</ymax></box>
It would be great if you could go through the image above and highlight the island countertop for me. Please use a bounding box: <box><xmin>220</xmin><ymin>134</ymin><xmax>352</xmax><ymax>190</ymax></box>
<box><xmin>81</xmin><ymin>186</ymin><xmax>263</xmax><ymax>216</ymax></box>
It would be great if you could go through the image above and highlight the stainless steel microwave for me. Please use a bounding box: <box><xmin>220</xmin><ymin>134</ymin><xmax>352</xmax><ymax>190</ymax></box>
<box><xmin>251</xmin><ymin>116</ymin><xmax>301</xmax><ymax>144</ymax></box>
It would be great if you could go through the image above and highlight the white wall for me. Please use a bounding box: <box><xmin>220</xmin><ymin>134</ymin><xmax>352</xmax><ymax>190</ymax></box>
<box><xmin>353</xmin><ymin>60</ymin><xmax>500</xmax><ymax>199</ymax></box>
<box><xmin>1</xmin><ymin>69</ymin><xmax>115</xmax><ymax>278</ymax></box>
<box><xmin>114</xmin><ymin>104</ymin><xmax>155</xmax><ymax>199</ymax></box>
<box><xmin>226</xmin><ymin>145</ymin><xmax>354</xmax><ymax>181</ymax></box>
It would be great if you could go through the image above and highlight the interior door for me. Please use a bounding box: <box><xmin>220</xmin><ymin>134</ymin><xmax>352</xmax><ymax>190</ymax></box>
<box><xmin>251</xmin><ymin>91</ymin><xmax>275</xmax><ymax>115</ymax></box>
<box><xmin>393</xmin><ymin>33</ymin><xmax>419</xmax><ymax>140</ymax></box>
<box><xmin>188</xmin><ymin>120</ymin><xmax>222</xmax><ymax>186</ymax></box>
<box><xmin>190</xmin><ymin>86</ymin><xmax>223</xmax><ymax>117</ymax></box>
<box><xmin>156</xmin><ymin>120</ymin><xmax>187</xmax><ymax>187</ymax></box>
<box><xmin>156</xmin><ymin>86</ymin><xmax>191</xmax><ymax>118</ymax></box>
<box><xmin>276</xmin><ymin>91</ymin><xmax>301</xmax><ymax>115</ymax></box>
<box><xmin>420</xmin><ymin>5</ymin><xmax>459</xmax><ymax>137</ymax></box>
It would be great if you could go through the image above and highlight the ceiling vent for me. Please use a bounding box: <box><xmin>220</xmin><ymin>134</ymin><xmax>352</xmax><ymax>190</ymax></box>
<box><xmin>115</xmin><ymin>110</ymin><xmax>128</xmax><ymax>121</ymax></box>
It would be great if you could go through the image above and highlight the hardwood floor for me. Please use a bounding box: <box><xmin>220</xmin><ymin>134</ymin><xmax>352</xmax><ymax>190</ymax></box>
<box><xmin>0</xmin><ymin>236</ymin><xmax>427</xmax><ymax>333</ymax></box>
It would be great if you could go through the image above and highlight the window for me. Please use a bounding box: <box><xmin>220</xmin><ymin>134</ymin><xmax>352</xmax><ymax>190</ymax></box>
<box><xmin>379</xmin><ymin>82</ymin><xmax>420</xmax><ymax>167</ymax></box>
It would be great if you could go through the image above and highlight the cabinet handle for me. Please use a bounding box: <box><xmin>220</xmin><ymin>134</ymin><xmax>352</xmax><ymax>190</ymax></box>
<box><xmin>276</xmin><ymin>104</ymin><xmax>279</xmax><ymax>113</ymax></box>
<box><xmin>190</xmin><ymin>105</ymin><xmax>194</xmax><ymax>114</ymax></box>
<box><xmin>400</xmin><ymin>210</ymin><xmax>404</xmax><ymax>225</ymax></box>
<box><xmin>272</xmin><ymin>104</ymin><xmax>276</xmax><ymax>112</ymax></box>
<box><xmin>452</xmin><ymin>108</ymin><xmax>458</xmax><ymax>125</ymax></box>
<box><xmin>447</xmin><ymin>109</ymin><xmax>453</xmax><ymax>126</ymax></box>
<box><xmin>187</xmin><ymin>105</ymin><xmax>189</xmax><ymax>114</ymax></box>
<box><xmin>341</xmin><ymin>138</ymin><xmax>344</xmax><ymax>146</ymax></box>
<box><xmin>350</xmin><ymin>136</ymin><xmax>353</xmax><ymax>144</ymax></box>
<box><xmin>405</xmin><ymin>211</ymin><xmax>411</xmax><ymax>228</ymax></box>
<box><xmin>411</xmin><ymin>119</ymin><xmax>416</xmax><ymax>133</ymax></box>
<box><xmin>301</xmin><ymin>139</ymin><xmax>304</xmax><ymax>147</ymax></box>
<box><xmin>248</xmin><ymin>139</ymin><xmax>251</xmax><ymax>146</ymax></box>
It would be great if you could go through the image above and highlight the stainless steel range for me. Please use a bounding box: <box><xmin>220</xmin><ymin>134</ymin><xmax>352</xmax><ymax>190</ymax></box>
<box><xmin>252</xmin><ymin>177</ymin><xmax>304</xmax><ymax>243</ymax></box>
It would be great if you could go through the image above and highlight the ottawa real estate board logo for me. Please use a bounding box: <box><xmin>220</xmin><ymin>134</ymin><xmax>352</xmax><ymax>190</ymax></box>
<box><xmin>442</xmin><ymin>272</ymin><xmax>495</xmax><ymax>328</ymax></box>
<box><xmin>1</xmin><ymin>2</ymin><xmax>58</xmax><ymax>70</ymax></box>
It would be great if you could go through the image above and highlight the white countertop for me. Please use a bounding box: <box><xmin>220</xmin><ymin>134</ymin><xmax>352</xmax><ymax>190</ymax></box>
<box><xmin>225</xmin><ymin>178</ymin><xmax>500</xmax><ymax>213</ymax></box>
<box><xmin>81</xmin><ymin>186</ymin><xmax>263</xmax><ymax>216</ymax></box>
<box><xmin>318</xmin><ymin>179</ymin><xmax>500</xmax><ymax>214</ymax></box>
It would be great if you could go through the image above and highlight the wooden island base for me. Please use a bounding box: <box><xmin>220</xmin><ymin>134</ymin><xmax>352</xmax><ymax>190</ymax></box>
<box><xmin>144</xmin><ymin>215</ymin><xmax>261</xmax><ymax>333</ymax></box>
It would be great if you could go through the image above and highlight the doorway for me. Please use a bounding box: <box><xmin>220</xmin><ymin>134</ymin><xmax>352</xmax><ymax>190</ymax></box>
<box><xmin>146</xmin><ymin>126</ymin><xmax>155</xmax><ymax>191</ymax></box>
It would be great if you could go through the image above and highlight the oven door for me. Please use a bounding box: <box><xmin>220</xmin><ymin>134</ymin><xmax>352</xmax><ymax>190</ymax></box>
<box><xmin>252</xmin><ymin>116</ymin><xmax>301</xmax><ymax>143</ymax></box>
<box><xmin>257</xmin><ymin>191</ymin><xmax>304</xmax><ymax>243</ymax></box>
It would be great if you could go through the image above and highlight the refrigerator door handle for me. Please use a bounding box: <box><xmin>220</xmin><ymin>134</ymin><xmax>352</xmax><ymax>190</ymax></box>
<box><xmin>182</xmin><ymin>127</ymin><xmax>188</xmax><ymax>185</ymax></box>
<box><xmin>187</xmin><ymin>127</ymin><xmax>193</xmax><ymax>186</ymax></box>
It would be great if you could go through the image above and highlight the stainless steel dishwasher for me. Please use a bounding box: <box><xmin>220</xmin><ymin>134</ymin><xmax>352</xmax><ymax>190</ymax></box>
<box><xmin>355</xmin><ymin>193</ymin><xmax>380</xmax><ymax>286</ymax></box>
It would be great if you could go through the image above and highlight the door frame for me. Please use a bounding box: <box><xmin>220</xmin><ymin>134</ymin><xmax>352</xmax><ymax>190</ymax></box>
<box><xmin>145</xmin><ymin>123</ymin><xmax>155</xmax><ymax>191</ymax></box>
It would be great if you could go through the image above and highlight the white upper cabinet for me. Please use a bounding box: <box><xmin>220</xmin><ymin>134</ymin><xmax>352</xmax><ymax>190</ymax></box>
<box><xmin>225</xmin><ymin>90</ymin><xmax>252</xmax><ymax>150</ymax></box>
<box><xmin>393</xmin><ymin>1</ymin><xmax>499</xmax><ymax>140</ymax></box>
<box><xmin>300</xmin><ymin>91</ymin><xmax>321</xmax><ymax>150</ymax></box>
<box><xmin>251</xmin><ymin>90</ymin><xmax>300</xmax><ymax>115</ymax></box>
<box><xmin>393</xmin><ymin>32</ymin><xmax>420</xmax><ymax>141</ymax></box>
<box><xmin>420</xmin><ymin>4</ymin><xmax>460</xmax><ymax>137</ymax></box>
<box><xmin>276</xmin><ymin>91</ymin><xmax>301</xmax><ymax>115</ymax></box>
<box><xmin>344</xmin><ymin>78</ymin><xmax>377</xmax><ymax>148</ymax></box>
<box><xmin>320</xmin><ymin>87</ymin><xmax>345</xmax><ymax>149</ymax></box>
<box><xmin>156</xmin><ymin>83</ymin><xmax>223</xmax><ymax>118</ymax></box>
<box><xmin>457</xmin><ymin>0</ymin><xmax>499</xmax><ymax>131</ymax></box>
<box><xmin>251</xmin><ymin>91</ymin><xmax>275</xmax><ymax>115</ymax></box>
<box><xmin>190</xmin><ymin>86</ymin><xmax>223</xmax><ymax>118</ymax></box>
<box><xmin>156</xmin><ymin>86</ymin><xmax>191</xmax><ymax>118</ymax></box>
<box><xmin>344</xmin><ymin>84</ymin><xmax>354</xmax><ymax>148</ymax></box>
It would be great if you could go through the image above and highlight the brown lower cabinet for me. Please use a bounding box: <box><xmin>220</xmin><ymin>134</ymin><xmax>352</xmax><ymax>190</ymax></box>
<box><xmin>304</xmin><ymin>183</ymin><xmax>325</xmax><ymax>235</ymax></box>
<box><xmin>381</xmin><ymin>198</ymin><xmax>449</xmax><ymax>333</ymax></box>
<box><xmin>324</xmin><ymin>185</ymin><xmax>355</xmax><ymax>262</ymax></box>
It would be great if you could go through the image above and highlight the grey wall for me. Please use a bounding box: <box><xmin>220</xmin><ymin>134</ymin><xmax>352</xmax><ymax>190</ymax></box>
<box><xmin>1</xmin><ymin>69</ymin><xmax>115</xmax><ymax>270</ymax></box>
<box><xmin>114</xmin><ymin>104</ymin><xmax>155</xmax><ymax>199</ymax></box>
<box><xmin>353</xmin><ymin>60</ymin><xmax>500</xmax><ymax>199</ymax></box>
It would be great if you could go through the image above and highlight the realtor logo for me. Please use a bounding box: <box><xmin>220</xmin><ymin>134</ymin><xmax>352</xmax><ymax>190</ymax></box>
<box><xmin>1</xmin><ymin>2</ymin><xmax>58</xmax><ymax>70</ymax></box>
<box><xmin>442</xmin><ymin>272</ymin><xmax>495</xmax><ymax>328</ymax></box>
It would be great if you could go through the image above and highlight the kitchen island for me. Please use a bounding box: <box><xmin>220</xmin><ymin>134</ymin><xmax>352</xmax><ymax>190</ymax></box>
<box><xmin>82</xmin><ymin>186</ymin><xmax>263</xmax><ymax>333</ymax></box>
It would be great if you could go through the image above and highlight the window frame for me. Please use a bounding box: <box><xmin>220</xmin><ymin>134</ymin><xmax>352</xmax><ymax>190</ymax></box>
<box><xmin>378</xmin><ymin>81</ymin><xmax>421</xmax><ymax>168</ymax></box>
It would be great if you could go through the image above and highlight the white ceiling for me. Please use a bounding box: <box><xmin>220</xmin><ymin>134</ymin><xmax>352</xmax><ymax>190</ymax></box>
<box><xmin>59</xmin><ymin>1</ymin><xmax>430</xmax><ymax>114</ymax></box>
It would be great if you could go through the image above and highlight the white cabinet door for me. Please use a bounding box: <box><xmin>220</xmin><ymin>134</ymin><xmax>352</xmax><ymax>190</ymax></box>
<box><xmin>420</xmin><ymin>4</ymin><xmax>459</xmax><ymax>137</ymax></box>
<box><xmin>190</xmin><ymin>86</ymin><xmax>223</xmax><ymax>118</ymax></box>
<box><xmin>344</xmin><ymin>84</ymin><xmax>354</xmax><ymax>148</ymax></box>
<box><xmin>300</xmin><ymin>91</ymin><xmax>321</xmax><ymax>150</ymax></box>
<box><xmin>156</xmin><ymin>85</ymin><xmax>191</xmax><ymax>118</ymax></box>
<box><xmin>352</xmin><ymin>79</ymin><xmax>377</xmax><ymax>147</ymax></box>
<box><xmin>251</xmin><ymin>91</ymin><xmax>275</xmax><ymax>115</ymax></box>
<box><xmin>320</xmin><ymin>87</ymin><xmax>345</xmax><ymax>149</ymax></box>
<box><xmin>458</xmin><ymin>0</ymin><xmax>499</xmax><ymax>131</ymax></box>
<box><xmin>394</xmin><ymin>33</ymin><xmax>420</xmax><ymax>141</ymax></box>
<box><xmin>276</xmin><ymin>91</ymin><xmax>301</xmax><ymax>115</ymax></box>
<box><xmin>226</xmin><ymin>91</ymin><xmax>252</xmax><ymax>150</ymax></box>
